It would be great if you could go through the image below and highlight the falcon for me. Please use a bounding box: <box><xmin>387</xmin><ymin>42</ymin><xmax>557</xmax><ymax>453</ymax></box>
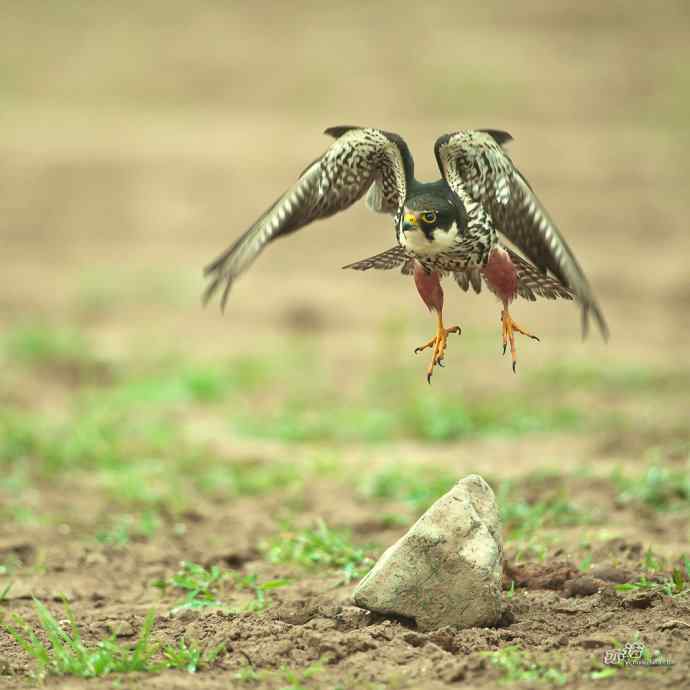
<box><xmin>203</xmin><ymin>126</ymin><xmax>607</xmax><ymax>381</ymax></box>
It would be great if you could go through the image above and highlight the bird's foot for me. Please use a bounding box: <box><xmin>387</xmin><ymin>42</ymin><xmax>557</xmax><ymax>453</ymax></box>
<box><xmin>415</xmin><ymin>323</ymin><xmax>461</xmax><ymax>383</ymax></box>
<box><xmin>501</xmin><ymin>309</ymin><xmax>539</xmax><ymax>373</ymax></box>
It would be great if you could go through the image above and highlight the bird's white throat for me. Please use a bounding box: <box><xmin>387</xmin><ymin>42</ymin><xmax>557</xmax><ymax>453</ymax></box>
<box><xmin>399</xmin><ymin>222</ymin><xmax>459</xmax><ymax>257</ymax></box>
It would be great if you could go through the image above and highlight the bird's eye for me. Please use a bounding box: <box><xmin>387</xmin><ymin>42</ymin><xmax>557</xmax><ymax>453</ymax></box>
<box><xmin>422</xmin><ymin>212</ymin><xmax>437</xmax><ymax>224</ymax></box>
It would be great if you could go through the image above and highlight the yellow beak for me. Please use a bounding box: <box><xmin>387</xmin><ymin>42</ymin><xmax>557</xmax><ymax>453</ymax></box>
<box><xmin>402</xmin><ymin>212</ymin><xmax>418</xmax><ymax>232</ymax></box>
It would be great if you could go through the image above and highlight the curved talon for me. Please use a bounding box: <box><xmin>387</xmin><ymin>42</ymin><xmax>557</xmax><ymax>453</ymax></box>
<box><xmin>414</xmin><ymin>313</ymin><xmax>461</xmax><ymax>382</ymax></box>
<box><xmin>500</xmin><ymin>308</ymin><xmax>539</xmax><ymax>372</ymax></box>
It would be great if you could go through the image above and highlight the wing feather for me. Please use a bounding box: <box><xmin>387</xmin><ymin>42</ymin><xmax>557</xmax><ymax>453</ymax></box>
<box><xmin>434</xmin><ymin>130</ymin><xmax>608</xmax><ymax>339</ymax></box>
<box><xmin>204</xmin><ymin>127</ymin><xmax>412</xmax><ymax>310</ymax></box>
<box><xmin>506</xmin><ymin>248</ymin><xmax>574</xmax><ymax>302</ymax></box>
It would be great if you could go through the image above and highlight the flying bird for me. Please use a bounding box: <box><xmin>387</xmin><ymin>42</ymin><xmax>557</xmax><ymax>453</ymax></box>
<box><xmin>203</xmin><ymin>126</ymin><xmax>607</xmax><ymax>381</ymax></box>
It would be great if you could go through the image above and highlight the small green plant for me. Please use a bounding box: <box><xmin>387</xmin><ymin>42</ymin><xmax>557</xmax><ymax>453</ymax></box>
<box><xmin>484</xmin><ymin>645</ymin><xmax>567</xmax><ymax>686</ymax></box>
<box><xmin>232</xmin><ymin>660</ymin><xmax>325</xmax><ymax>688</ymax></box>
<box><xmin>616</xmin><ymin>575</ymin><xmax>657</xmax><ymax>592</ymax></box>
<box><xmin>154</xmin><ymin>562</ymin><xmax>289</xmax><ymax>613</ymax></box>
<box><xmin>235</xmin><ymin>573</ymin><xmax>290</xmax><ymax>612</ymax></box>
<box><xmin>613</xmin><ymin>462</ymin><xmax>690</xmax><ymax>510</ymax></box>
<box><xmin>278</xmin><ymin>659</ymin><xmax>325</xmax><ymax>690</ymax></box>
<box><xmin>162</xmin><ymin>637</ymin><xmax>224</xmax><ymax>673</ymax></box>
<box><xmin>642</xmin><ymin>546</ymin><xmax>664</xmax><ymax>572</ymax></box>
<box><xmin>616</xmin><ymin>567</ymin><xmax>688</xmax><ymax>597</ymax></box>
<box><xmin>264</xmin><ymin>520</ymin><xmax>374</xmax><ymax>582</ymax></box>
<box><xmin>578</xmin><ymin>552</ymin><xmax>592</xmax><ymax>572</ymax></box>
<box><xmin>0</xmin><ymin>580</ymin><xmax>12</xmax><ymax>604</ymax></box>
<box><xmin>2</xmin><ymin>324</ymin><xmax>98</xmax><ymax>372</ymax></box>
<box><xmin>234</xmin><ymin>664</ymin><xmax>263</xmax><ymax>683</ymax></box>
<box><xmin>96</xmin><ymin>512</ymin><xmax>160</xmax><ymax>546</ymax></box>
<box><xmin>154</xmin><ymin>561</ymin><xmax>227</xmax><ymax>612</ymax></box>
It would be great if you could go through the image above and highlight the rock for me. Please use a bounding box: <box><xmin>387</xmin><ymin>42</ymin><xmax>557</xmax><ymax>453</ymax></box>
<box><xmin>352</xmin><ymin>474</ymin><xmax>503</xmax><ymax>631</ymax></box>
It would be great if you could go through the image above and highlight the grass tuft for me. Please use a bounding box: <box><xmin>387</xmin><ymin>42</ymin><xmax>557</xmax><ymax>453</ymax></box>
<box><xmin>3</xmin><ymin>324</ymin><xmax>96</xmax><ymax>369</ymax></box>
<box><xmin>153</xmin><ymin>562</ymin><xmax>290</xmax><ymax>613</ymax></box>
<box><xmin>264</xmin><ymin>520</ymin><xmax>374</xmax><ymax>582</ymax></box>
<box><xmin>153</xmin><ymin>561</ymin><xmax>227</xmax><ymax>613</ymax></box>
<box><xmin>1</xmin><ymin>601</ymin><xmax>219</xmax><ymax>678</ymax></box>
<box><xmin>484</xmin><ymin>645</ymin><xmax>567</xmax><ymax>686</ymax></box>
<box><xmin>497</xmin><ymin>480</ymin><xmax>590</xmax><ymax>541</ymax></box>
<box><xmin>613</xmin><ymin>461</ymin><xmax>690</xmax><ymax>511</ymax></box>
<box><xmin>358</xmin><ymin>466</ymin><xmax>457</xmax><ymax>514</ymax></box>
<box><xmin>239</xmin><ymin>395</ymin><xmax>581</xmax><ymax>443</ymax></box>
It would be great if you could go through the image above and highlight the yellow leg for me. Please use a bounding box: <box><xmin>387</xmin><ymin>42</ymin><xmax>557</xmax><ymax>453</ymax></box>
<box><xmin>414</xmin><ymin>310</ymin><xmax>461</xmax><ymax>383</ymax></box>
<box><xmin>501</xmin><ymin>308</ymin><xmax>539</xmax><ymax>373</ymax></box>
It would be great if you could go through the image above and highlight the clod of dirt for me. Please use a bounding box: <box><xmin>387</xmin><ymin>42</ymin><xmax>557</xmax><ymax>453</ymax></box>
<box><xmin>658</xmin><ymin>619</ymin><xmax>690</xmax><ymax>631</ymax></box>
<box><xmin>574</xmin><ymin>633</ymin><xmax>618</xmax><ymax>649</ymax></box>
<box><xmin>273</xmin><ymin>599</ymin><xmax>320</xmax><ymax>625</ymax></box>
<box><xmin>563</xmin><ymin>576</ymin><xmax>604</xmax><ymax>597</ymax></box>
<box><xmin>504</xmin><ymin>560</ymin><xmax>579</xmax><ymax>590</ymax></box>
<box><xmin>590</xmin><ymin>565</ymin><xmax>633</xmax><ymax>583</ymax></box>
<box><xmin>623</xmin><ymin>590</ymin><xmax>661</xmax><ymax>609</ymax></box>
<box><xmin>352</xmin><ymin>474</ymin><xmax>503</xmax><ymax>631</ymax></box>
<box><xmin>0</xmin><ymin>541</ymin><xmax>35</xmax><ymax>565</ymax></box>
<box><xmin>334</xmin><ymin>605</ymin><xmax>372</xmax><ymax>630</ymax></box>
<box><xmin>104</xmin><ymin>620</ymin><xmax>135</xmax><ymax>637</ymax></box>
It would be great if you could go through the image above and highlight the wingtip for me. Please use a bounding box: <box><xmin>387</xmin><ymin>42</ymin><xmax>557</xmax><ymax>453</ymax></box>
<box><xmin>201</xmin><ymin>272</ymin><xmax>232</xmax><ymax>314</ymax></box>
<box><xmin>479</xmin><ymin>129</ymin><xmax>514</xmax><ymax>147</ymax></box>
<box><xmin>580</xmin><ymin>302</ymin><xmax>609</xmax><ymax>342</ymax></box>
<box><xmin>324</xmin><ymin>125</ymin><xmax>362</xmax><ymax>139</ymax></box>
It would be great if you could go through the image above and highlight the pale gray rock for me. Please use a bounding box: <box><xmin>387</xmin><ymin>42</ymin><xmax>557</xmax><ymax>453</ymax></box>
<box><xmin>353</xmin><ymin>474</ymin><xmax>503</xmax><ymax>631</ymax></box>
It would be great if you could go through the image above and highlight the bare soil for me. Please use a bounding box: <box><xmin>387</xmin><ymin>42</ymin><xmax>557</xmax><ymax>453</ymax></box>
<box><xmin>1</xmin><ymin>480</ymin><xmax>689</xmax><ymax>689</ymax></box>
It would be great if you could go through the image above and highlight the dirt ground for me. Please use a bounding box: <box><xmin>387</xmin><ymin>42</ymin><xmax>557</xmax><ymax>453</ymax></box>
<box><xmin>1</xmin><ymin>1</ymin><xmax>689</xmax><ymax>688</ymax></box>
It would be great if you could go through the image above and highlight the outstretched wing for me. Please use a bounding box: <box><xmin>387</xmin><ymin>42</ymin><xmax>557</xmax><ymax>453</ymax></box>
<box><xmin>434</xmin><ymin>129</ymin><xmax>608</xmax><ymax>339</ymax></box>
<box><xmin>204</xmin><ymin>126</ymin><xmax>413</xmax><ymax>310</ymax></box>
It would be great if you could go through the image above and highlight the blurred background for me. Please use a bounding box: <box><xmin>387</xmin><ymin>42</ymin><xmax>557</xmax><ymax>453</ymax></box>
<box><xmin>0</xmin><ymin>1</ymin><xmax>688</xmax><ymax>541</ymax></box>
<box><xmin>2</xmin><ymin>0</ymin><xmax>688</xmax><ymax>362</ymax></box>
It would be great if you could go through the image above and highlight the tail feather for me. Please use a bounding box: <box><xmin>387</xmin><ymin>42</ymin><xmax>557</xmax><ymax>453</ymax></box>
<box><xmin>342</xmin><ymin>246</ymin><xmax>410</xmax><ymax>272</ymax></box>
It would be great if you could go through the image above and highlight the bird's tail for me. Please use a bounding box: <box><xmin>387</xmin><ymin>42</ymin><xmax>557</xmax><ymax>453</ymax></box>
<box><xmin>342</xmin><ymin>246</ymin><xmax>411</xmax><ymax>272</ymax></box>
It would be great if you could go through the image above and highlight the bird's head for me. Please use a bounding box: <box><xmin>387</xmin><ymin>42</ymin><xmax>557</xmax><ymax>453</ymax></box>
<box><xmin>399</xmin><ymin>195</ymin><xmax>458</xmax><ymax>241</ymax></box>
